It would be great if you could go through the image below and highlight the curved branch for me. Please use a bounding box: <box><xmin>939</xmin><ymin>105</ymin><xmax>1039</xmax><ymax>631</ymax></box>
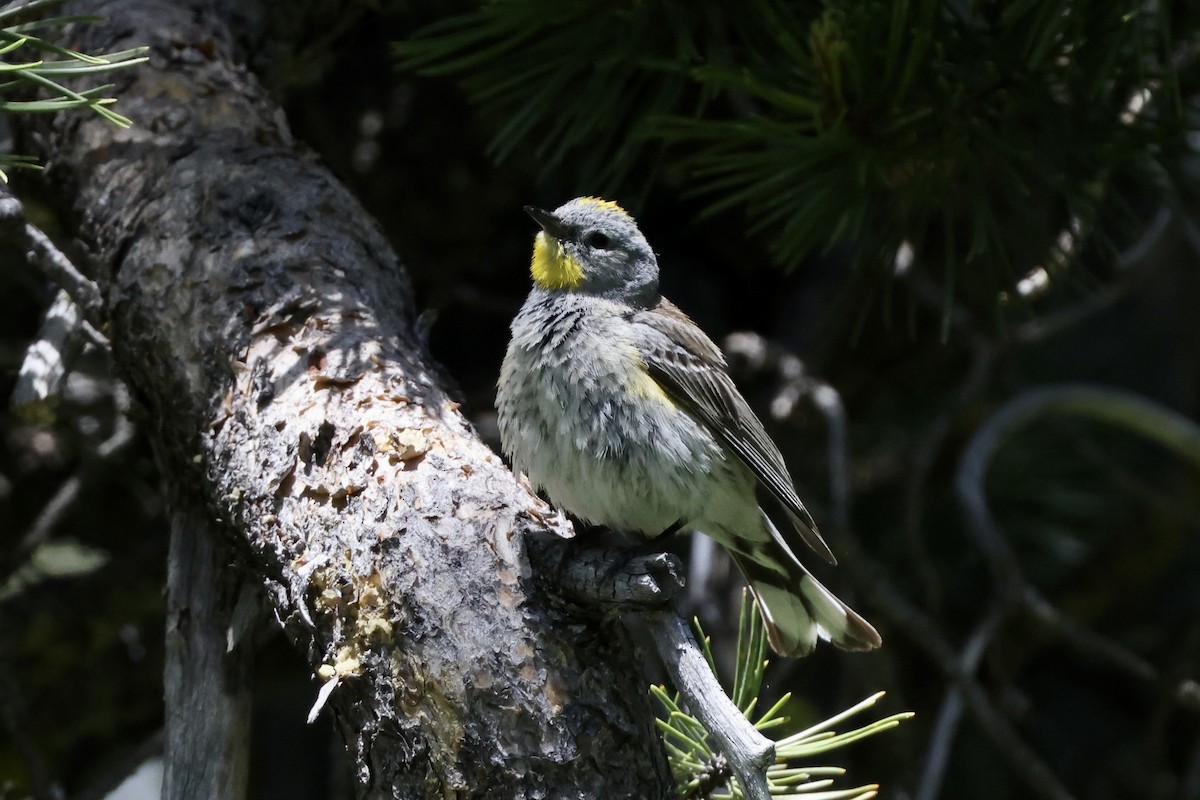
<box><xmin>956</xmin><ymin>383</ymin><xmax>1200</xmax><ymax>702</ymax></box>
<box><xmin>956</xmin><ymin>383</ymin><xmax>1200</xmax><ymax>594</ymax></box>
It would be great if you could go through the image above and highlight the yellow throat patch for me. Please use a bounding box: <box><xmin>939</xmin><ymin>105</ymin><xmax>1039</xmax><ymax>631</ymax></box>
<box><xmin>530</xmin><ymin>231</ymin><xmax>584</xmax><ymax>290</ymax></box>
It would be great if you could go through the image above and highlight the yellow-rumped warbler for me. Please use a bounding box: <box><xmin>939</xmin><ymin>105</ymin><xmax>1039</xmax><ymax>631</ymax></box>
<box><xmin>496</xmin><ymin>197</ymin><xmax>880</xmax><ymax>656</ymax></box>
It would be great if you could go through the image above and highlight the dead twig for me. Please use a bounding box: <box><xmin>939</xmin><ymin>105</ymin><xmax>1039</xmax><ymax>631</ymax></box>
<box><xmin>0</xmin><ymin>188</ymin><xmax>104</xmax><ymax>329</ymax></box>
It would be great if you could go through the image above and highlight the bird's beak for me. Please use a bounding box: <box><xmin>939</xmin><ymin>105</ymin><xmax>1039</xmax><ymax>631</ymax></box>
<box><xmin>524</xmin><ymin>206</ymin><xmax>568</xmax><ymax>240</ymax></box>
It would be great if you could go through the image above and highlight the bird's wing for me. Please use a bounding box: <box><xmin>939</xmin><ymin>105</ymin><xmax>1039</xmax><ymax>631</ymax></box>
<box><xmin>631</xmin><ymin>297</ymin><xmax>836</xmax><ymax>565</ymax></box>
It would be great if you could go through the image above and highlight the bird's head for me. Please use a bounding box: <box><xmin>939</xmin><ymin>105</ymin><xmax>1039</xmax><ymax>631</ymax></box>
<box><xmin>524</xmin><ymin>197</ymin><xmax>659</xmax><ymax>304</ymax></box>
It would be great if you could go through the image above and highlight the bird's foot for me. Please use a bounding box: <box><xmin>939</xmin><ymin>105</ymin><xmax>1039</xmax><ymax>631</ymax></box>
<box><xmin>529</xmin><ymin>533</ymin><xmax>685</xmax><ymax>611</ymax></box>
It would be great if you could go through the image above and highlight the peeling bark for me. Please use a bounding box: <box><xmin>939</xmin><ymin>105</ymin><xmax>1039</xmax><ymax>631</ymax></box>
<box><xmin>19</xmin><ymin>1</ymin><xmax>672</xmax><ymax>796</ymax></box>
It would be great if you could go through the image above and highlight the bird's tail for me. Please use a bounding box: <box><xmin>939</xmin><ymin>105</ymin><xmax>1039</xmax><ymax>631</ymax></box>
<box><xmin>727</xmin><ymin>516</ymin><xmax>880</xmax><ymax>657</ymax></box>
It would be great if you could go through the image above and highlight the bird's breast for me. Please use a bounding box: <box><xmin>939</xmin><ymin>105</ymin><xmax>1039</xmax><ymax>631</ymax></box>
<box><xmin>496</xmin><ymin>296</ymin><xmax>730</xmax><ymax>533</ymax></box>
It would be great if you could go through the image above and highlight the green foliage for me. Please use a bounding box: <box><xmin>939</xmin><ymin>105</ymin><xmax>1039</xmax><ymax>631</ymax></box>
<box><xmin>395</xmin><ymin>1</ymin><xmax>703</xmax><ymax>191</ymax></box>
<box><xmin>652</xmin><ymin>592</ymin><xmax>911</xmax><ymax>798</ymax></box>
<box><xmin>395</xmin><ymin>0</ymin><xmax>1190</xmax><ymax>328</ymax></box>
<box><xmin>0</xmin><ymin>0</ymin><xmax>147</xmax><ymax>181</ymax></box>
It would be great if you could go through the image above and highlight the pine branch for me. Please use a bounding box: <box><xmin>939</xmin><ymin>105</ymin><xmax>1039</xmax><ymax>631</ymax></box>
<box><xmin>0</xmin><ymin>0</ymin><xmax>147</xmax><ymax>179</ymax></box>
<box><xmin>394</xmin><ymin>0</ymin><xmax>1192</xmax><ymax>332</ymax></box>
<box><xmin>654</xmin><ymin>591</ymin><xmax>911</xmax><ymax>799</ymax></box>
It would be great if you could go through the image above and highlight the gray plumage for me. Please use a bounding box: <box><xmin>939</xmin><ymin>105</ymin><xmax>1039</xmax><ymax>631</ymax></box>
<box><xmin>496</xmin><ymin>197</ymin><xmax>880</xmax><ymax>656</ymax></box>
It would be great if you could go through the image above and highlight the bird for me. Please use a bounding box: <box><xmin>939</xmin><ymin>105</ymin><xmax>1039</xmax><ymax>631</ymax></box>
<box><xmin>495</xmin><ymin>196</ymin><xmax>880</xmax><ymax>657</ymax></box>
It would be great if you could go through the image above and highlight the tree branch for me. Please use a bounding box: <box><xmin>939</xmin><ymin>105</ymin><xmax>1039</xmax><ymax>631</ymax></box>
<box><xmin>16</xmin><ymin>1</ymin><xmax>671</xmax><ymax>796</ymax></box>
<box><xmin>3</xmin><ymin>186</ymin><xmax>108</xmax><ymax>419</ymax></box>
<box><xmin>956</xmin><ymin>383</ymin><xmax>1200</xmax><ymax>706</ymax></box>
<box><xmin>0</xmin><ymin>186</ymin><xmax>104</xmax><ymax>328</ymax></box>
<box><xmin>649</xmin><ymin>614</ymin><xmax>774</xmax><ymax>800</ymax></box>
<box><xmin>163</xmin><ymin>504</ymin><xmax>253</xmax><ymax>800</ymax></box>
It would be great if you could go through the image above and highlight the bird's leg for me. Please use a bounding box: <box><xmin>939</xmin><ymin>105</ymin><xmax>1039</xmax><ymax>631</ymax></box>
<box><xmin>651</xmin><ymin>518</ymin><xmax>686</xmax><ymax>543</ymax></box>
<box><xmin>604</xmin><ymin>518</ymin><xmax>686</xmax><ymax>578</ymax></box>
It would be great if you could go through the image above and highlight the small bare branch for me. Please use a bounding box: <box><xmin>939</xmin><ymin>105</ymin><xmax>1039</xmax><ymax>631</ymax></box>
<box><xmin>0</xmin><ymin>187</ymin><xmax>104</xmax><ymax>327</ymax></box>
<box><xmin>902</xmin><ymin>338</ymin><xmax>997</xmax><ymax>609</ymax></box>
<box><xmin>915</xmin><ymin>609</ymin><xmax>1003</xmax><ymax>800</ymax></box>
<box><xmin>836</xmin><ymin>524</ymin><xmax>1080</xmax><ymax>800</ymax></box>
<box><xmin>721</xmin><ymin>331</ymin><xmax>852</xmax><ymax>530</ymax></box>
<box><xmin>649</xmin><ymin>614</ymin><xmax>774</xmax><ymax>800</ymax></box>
<box><xmin>4</xmin><ymin>186</ymin><xmax>109</xmax><ymax>417</ymax></box>
<box><xmin>720</xmin><ymin>331</ymin><xmax>1093</xmax><ymax>799</ymax></box>
<box><xmin>539</xmin><ymin>541</ymin><xmax>775</xmax><ymax>799</ymax></box>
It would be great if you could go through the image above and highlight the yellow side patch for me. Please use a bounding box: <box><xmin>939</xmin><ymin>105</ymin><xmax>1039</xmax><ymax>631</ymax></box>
<box><xmin>577</xmin><ymin>196</ymin><xmax>631</xmax><ymax>219</ymax></box>
<box><xmin>530</xmin><ymin>231</ymin><xmax>584</xmax><ymax>290</ymax></box>
<box><xmin>628</xmin><ymin>350</ymin><xmax>676</xmax><ymax>407</ymax></box>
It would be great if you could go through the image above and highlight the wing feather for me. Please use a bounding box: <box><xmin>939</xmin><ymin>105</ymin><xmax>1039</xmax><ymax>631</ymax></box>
<box><xmin>632</xmin><ymin>298</ymin><xmax>837</xmax><ymax>565</ymax></box>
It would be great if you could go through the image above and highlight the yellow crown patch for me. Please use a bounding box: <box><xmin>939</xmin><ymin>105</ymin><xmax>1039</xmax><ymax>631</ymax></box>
<box><xmin>577</xmin><ymin>196</ymin><xmax>631</xmax><ymax>219</ymax></box>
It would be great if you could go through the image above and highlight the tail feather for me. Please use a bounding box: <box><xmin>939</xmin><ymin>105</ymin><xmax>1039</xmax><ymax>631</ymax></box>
<box><xmin>727</xmin><ymin>514</ymin><xmax>880</xmax><ymax>657</ymax></box>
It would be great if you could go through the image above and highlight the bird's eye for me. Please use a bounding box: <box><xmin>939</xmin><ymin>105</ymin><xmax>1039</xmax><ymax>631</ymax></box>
<box><xmin>584</xmin><ymin>231</ymin><xmax>612</xmax><ymax>250</ymax></box>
